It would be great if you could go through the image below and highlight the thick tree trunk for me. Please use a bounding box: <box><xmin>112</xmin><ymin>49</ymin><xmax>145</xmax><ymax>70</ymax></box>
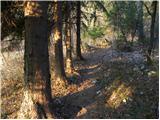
<box><xmin>148</xmin><ymin>1</ymin><xmax>157</xmax><ymax>57</ymax></box>
<box><xmin>65</xmin><ymin>2</ymin><xmax>74</xmax><ymax>74</ymax></box>
<box><xmin>18</xmin><ymin>1</ymin><xmax>54</xmax><ymax>119</ymax></box>
<box><xmin>53</xmin><ymin>2</ymin><xmax>67</xmax><ymax>87</ymax></box>
<box><xmin>76</xmin><ymin>1</ymin><xmax>84</xmax><ymax>60</ymax></box>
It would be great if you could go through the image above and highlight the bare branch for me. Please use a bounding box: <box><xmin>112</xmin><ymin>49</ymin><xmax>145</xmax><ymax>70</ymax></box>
<box><xmin>144</xmin><ymin>3</ymin><xmax>152</xmax><ymax>16</ymax></box>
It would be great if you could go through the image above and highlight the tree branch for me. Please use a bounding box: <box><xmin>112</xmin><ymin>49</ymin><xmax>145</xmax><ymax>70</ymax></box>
<box><xmin>144</xmin><ymin>3</ymin><xmax>152</xmax><ymax>16</ymax></box>
<box><xmin>96</xmin><ymin>1</ymin><xmax>110</xmax><ymax>17</ymax></box>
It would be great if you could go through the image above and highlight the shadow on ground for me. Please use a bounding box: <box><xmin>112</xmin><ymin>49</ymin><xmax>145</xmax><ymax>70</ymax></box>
<box><xmin>51</xmin><ymin>47</ymin><xmax>159</xmax><ymax>119</ymax></box>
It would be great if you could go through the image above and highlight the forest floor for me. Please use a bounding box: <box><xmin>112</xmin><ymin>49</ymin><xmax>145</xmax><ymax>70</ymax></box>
<box><xmin>51</xmin><ymin>46</ymin><xmax>159</xmax><ymax>119</ymax></box>
<box><xmin>1</xmin><ymin>45</ymin><xmax>159</xmax><ymax>119</ymax></box>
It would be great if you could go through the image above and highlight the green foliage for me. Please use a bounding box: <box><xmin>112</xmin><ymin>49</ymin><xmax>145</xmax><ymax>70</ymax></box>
<box><xmin>107</xmin><ymin>1</ymin><xmax>137</xmax><ymax>40</ymax></box>
<box><xmin>87</xmin><ymin>26</ymin><xmax>104</xmax><ymax>39</ymax></box>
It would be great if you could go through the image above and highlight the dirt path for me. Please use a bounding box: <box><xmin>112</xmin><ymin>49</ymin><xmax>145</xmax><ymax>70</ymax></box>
<box><xmin>52</xmin><ymin>47</ymin><xmax>158</xmax><ymax>119</ymax></box>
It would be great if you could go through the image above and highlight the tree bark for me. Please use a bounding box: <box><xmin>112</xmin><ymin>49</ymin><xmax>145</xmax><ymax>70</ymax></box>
<box><xmin>65</xmin><ymin>2</ymin><xmax>74</xmax><ymax>74</ymax></box>
<box><xmin>18</xmin><ymin>1</ymin><xmax>54</xmax><ymax>119</ymax></box>
<box><xmin>53</xmin><ymin>2</ymin><xmax>67</xmax><ymax>87</ymax></box>
<box><xmin>137</xmin><ymin>1</ymin><xmax>145</xmax><ymax>41</ymax></box>
<box><xmin>76</xmin><ymin>1</ymin><xmax>84</xmax><ymax>60</ymax></box>
<box><xmin>148</xmin><ymin>1</ymin><xmax>157</xmax><ymax>56</ymax></box>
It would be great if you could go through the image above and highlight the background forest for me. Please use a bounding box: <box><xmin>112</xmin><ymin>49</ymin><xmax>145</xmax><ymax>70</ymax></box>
<box><xmin>1</xmin><ymin>1</ymin><xmax>159</xmax><ymax>119</ymax></box>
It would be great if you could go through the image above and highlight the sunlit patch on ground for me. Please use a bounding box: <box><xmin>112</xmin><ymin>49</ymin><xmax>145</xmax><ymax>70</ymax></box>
<box><xmin>88</xmin><ymin>64</ymin><xmax>100</xmax><ymax>69</ymax></box>
<box><xmin>1</xmin><ymin>79</ymin><xmax>23</xmax><ymax>119</ymax></box>
<box><xmin>76</xmin><ymin>107</ymin><xmax>87</xmax><ymax>117</ymax></box>
<box><xmin>51</xmin><ymin>77</ymin><xmax>69</xmax><ymax>97</ymax></box>
<box><xmin>105</xmin><ymin>80</ymin><xmax>134</xmax><ymax>109</ymax></box>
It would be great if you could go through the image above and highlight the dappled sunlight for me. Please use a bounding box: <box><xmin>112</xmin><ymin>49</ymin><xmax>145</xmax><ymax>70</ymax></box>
<box><xmin>88</xmin><ymin>64</ymin><xmax>99</xmax><ymax>69</ymax></box>
<box><xmin>111</xmin><ymin>56</ymin><xmax>127</xmax><ymax>62</ymax></box>
<box><xmin>66</xmin><ymin>58</ymin><xmax>72</xmax><ymax>74</ymax></box>
<box><xmin>76</xmin><ymin>107</ymin><xmax>87</xmax><ymax>118</ymax></box>
<box><xmin>1</xmin><ymin>0</ymin><xmax>159</xmax><ymax>118</ymax></box>
<box><xmin>105</xmin><ymin>80</ymin><xmax>134</xmax><ymax>109</ymax></box>
<box><xmin>17</xmin><ymin>90</ymin><xmax>37</xmax><ymax>119</ymax></box>
<box><xmin>52</xmin><ymin>76</ymin><xmax>68</xmax><ymax>97</ymax></box>
<box><xmin>24</xmin><ymin>2</ymin><xmax>43</xmax><ymax>17</ymax></box>
<box><xmin>53</xmin><ymin>29</ymin><xmax>61</xmax><ymax>42</ymax></box>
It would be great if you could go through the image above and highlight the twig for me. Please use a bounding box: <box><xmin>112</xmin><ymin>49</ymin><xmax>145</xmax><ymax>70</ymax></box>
<box><xmin>144</xmin><ymin>3</ymin><xmax>152</xmax><ymax>16</ymax></box>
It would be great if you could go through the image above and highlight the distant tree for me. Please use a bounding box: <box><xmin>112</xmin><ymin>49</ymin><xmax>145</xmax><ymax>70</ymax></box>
<box><xmin>137</xmin><ymin>1</ymin><xmax>145</xmax><ymax>41</ymax></box>
<box><xmin>76</xmin><ymin>1</ymin><xmax>84</xmax><ymax>60</ymax></box>
<box><xmin>108</xmin><ymin>1</ymin><xmax>137</xmax><ymax>44</ymax></box>
<box><xmin>144</xmin><ymin>1</ymin><xmax>158</xmax><ymax>61</ymax></box>
<box><xmin>19</xmin><ymin>1</ymin><xmax>53</xmax><ymax>118</ymax></box>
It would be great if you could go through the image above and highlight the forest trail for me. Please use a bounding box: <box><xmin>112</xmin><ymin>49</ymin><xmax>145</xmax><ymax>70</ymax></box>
<box><xmin>2</xmin><ymin>48</ymin><xmax>159</xmax><ymax>119</ymax></box>
<box><xmin>52</xmin><ymin>46</ymin><xmax>158</xmax><ymax>119</ymax></box>
<box><xmin>1</xmin><ymin>46</ymin><xmax>158</xmax><ymax>119</ymax></box>
<box><xmin>2</xmin><ymin>1</ymin><xmax>159</xmax><ymax>119</ymax></box>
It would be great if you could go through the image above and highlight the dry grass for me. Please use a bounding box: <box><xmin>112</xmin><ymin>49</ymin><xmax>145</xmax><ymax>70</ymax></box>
<box><xmin>1</xmin><ymin>51</ymin><xmax>78</xmax><ymax>118</ymax></box>
<box><xmin>1</xmin><ymin>51</ymin><xmax>24</xmax><ymax>118</ymax></box>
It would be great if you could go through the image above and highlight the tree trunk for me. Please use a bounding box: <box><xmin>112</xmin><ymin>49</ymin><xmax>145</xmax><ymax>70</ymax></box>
<box><xmin>76</xmin><ymin>1</ymin><xmax>84</xmax><ymax>60</ymax></box>
<box><xmin>18</xmin><ymin>1</ymin><xmax>54</xmax><ymax>119</ymax></box>
<box><xmin>53</xmin><ymin>2</ymin><xmax>67</xmax><ymax>88</ymax></box>
<box><xmin>65</xmin><ymin>2</ymin><xmax>74</xmax><ymax>74</ymax></box>
<box><xmin>148</xmin><ymin>1</ymin><xmax>157</xmax><ymax>57</ymax></box>
<box><xmin>137</xmin><ymin>1</ymin><xmax>145</xmax><ymax>41</ymax></box>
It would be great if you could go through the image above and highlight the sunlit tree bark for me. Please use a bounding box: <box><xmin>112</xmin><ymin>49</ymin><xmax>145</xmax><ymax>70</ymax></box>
<box><xmin>65</xmin><ymin>1</ymin><xmax>74</xmax><ymax>74</ymax></box>
<box><xmin>53</xmin><ymin>1</ymin><xmax>67</xmax><ymax>87</ymax></box>
<box><xmin>18</xmin><ymin>1</ymin><xmax>53</xmax><ymax>119</ymax></box>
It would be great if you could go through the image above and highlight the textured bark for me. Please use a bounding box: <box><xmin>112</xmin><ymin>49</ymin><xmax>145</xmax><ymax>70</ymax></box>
<box><xmin>148</xmin><ymin>1</ymin><xmax>157</xmax><ymax>56</ymax></box>
<box><xmin>76</xmin><ymin>1</ymin><xmax>84</xmax><ymax>60</ymax></box>
<box><xmin>19</xmin><ymin>1</ymin><xmax>53</xmax><ymax>119</ymax></box>
<box><xmin>53</xmin><ymin>2</ymin><xmax>67</xmax><ymax>86</ymax></box>
<box><xmin>65</xmin><ymin>2</ymin><xmax>74</xmax><ymax>74</ymax></box>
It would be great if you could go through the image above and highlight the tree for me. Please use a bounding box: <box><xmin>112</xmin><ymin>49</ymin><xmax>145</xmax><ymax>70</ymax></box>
<box><xmin>65</xmin><ymin>1</ymin><xmax>74</xmax><ymax>74</ymax></box>
<box><xmin>53</xmin><ymin>1</ymin><xmax>67</xmax><ymax>87</ymax></box>
<box><xmin>144</xmin><ymin>1</ymin><xmax>157</xmax><ymax>61</ymax></box>
<box><xmin>18</xmin><ymin>1</ymin><xmax>53</xmax><ymax>118</ymax></box>
<box><xmin>107</xmin><ymin>2</ymin><xmax>137</xmax><ymax>45</ymax></box>
<box><xmin>76</xmin><ymin>1</ymin><xmax>84</xmax><ymax>60</ymax></box>
<box><xmin>137</xmin><ymin>1</ymin><xmax>145</xmax><ymax>41</ymax></box>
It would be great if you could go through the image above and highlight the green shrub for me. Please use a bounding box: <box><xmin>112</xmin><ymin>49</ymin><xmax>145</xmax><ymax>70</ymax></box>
<box><xmin>88</xmin><ymin>26</ymin><xmax>104</xmax><ymax>39</ymax></box>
